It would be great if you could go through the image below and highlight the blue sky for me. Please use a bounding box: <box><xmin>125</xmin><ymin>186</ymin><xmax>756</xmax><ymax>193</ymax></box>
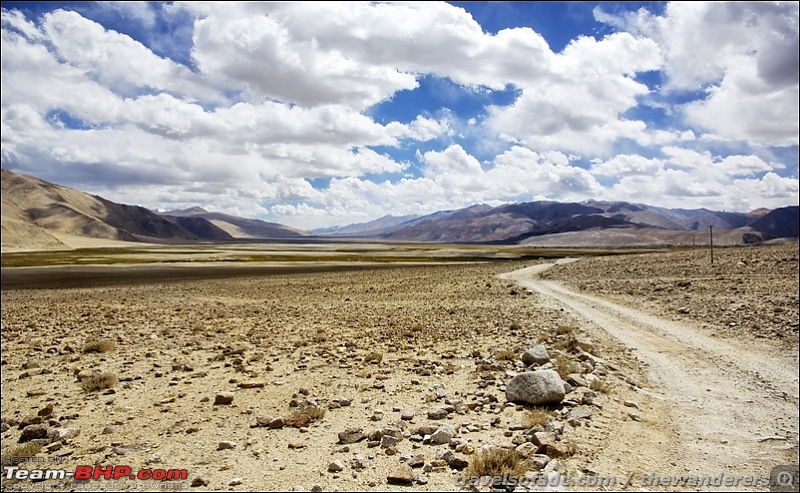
<box><xmin>1</xmin><ymin>2</ymin><xmax>797</xmax><ymax>229</ymax></box>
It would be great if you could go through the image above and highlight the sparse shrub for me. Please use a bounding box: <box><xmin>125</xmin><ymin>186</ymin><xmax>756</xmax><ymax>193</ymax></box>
<box><xmin>465</xmin><ymin>448</ymin><xmax>530</xmax><ymax>478</ymax></box>
<box><xmin>510</xmin><ymin>322</ymin><xmax>523</xmax><ymax>331</ymax></box>
<box><xmin>295</xmin><ymin>405</ymin><xmax>325</xmax><ymax>422</ymax></box>
<box><xmin>523</xmin><ymin>408</ymin><xmax>552</xmax><ymax>429</ymax></box>
<box><xmin>82</xmin><ymin>338</ymin><xmax>116</xmax><ymax>353</ymax></box>
<box><xmin>494</xmin><ymin>350</ymin><xmax>517</xmax><ymax>361</ymax></box>
<box><xmin>442</xmin><ymin>362</ymin><xmax>459</xmax><ymax>375</ymax></box>
<box><xmin>81</xmin><ymin>372</ymin><xmax>118</xmax><ymax>392</ymax></box>
<box><xmin>364</xmin><ymin>351</ymin><xmax>383</xmax><ymax>364</ymax></box>
<box><xmin>248</xmin><ymin>353</ymin><xmax>265</xmax><ymax>363</ymax></box>
<box><xmin>589</xmin><ymin>378</ymin><xmax>614</xmax><ymax>394</ymax></box>
<box><xmin>553</xmin><ymin>335</ymin><xmax>577</xmax><ymax>352</ymax></box>
<box><xmin>551</xmin><ymin>357</ymin><xmax>581</xmax><ymax>378</ymax></box>
<box><xmin>556</xmin><ymin>324</ymin><xmax>576</xmax><ymax>335</ymax></box>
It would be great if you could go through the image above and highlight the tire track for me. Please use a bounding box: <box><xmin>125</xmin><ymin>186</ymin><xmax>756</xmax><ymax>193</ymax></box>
<box><xmin>502</xmin><ymin>261</ymin><xmax>799</xmax><ymax>490</ymax></box>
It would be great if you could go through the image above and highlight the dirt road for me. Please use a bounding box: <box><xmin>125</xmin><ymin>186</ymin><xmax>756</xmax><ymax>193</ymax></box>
<box><xmin>502</xmin><ymin>260</ymin><xmax>799</xmax><ymax>491</ymax></box>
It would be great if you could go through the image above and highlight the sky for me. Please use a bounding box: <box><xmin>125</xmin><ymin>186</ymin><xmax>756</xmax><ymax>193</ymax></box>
<box><xmin>1</xmin><ymin>1</ymin><xmax>798</xmax><ymax>230</ymax></box>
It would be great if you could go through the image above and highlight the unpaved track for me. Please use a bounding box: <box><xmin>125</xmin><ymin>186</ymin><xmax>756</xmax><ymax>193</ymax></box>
<box><xmin>502</xmin><ymin>260</ymin><xmax>799</xmax><ymax>491</ymax></box>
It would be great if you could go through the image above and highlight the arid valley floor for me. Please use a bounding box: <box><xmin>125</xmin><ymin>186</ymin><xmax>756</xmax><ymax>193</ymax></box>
<box><xmin>1</xmin><ymin>243</ymin><xmax>798</xmax><ymax>492</ymax></box>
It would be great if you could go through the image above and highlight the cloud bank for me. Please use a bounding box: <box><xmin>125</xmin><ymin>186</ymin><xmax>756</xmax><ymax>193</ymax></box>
<box><xmin>2</xmin><ymin>1</ymin><xmax>797</xmax><ymax>229</ymax></box>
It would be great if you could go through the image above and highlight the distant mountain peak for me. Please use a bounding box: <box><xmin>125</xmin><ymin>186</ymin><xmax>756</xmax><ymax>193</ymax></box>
<box><xmin>162</xmin><ymin>206</ymin><xmax>209</xmax><ymax>216</ymax></box>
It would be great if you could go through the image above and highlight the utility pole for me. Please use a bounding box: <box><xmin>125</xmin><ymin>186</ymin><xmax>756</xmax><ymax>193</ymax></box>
<box><xmin>709</xmin><ymin>225</ymin><xmax>714</xmax><ymax>265</ymax></box>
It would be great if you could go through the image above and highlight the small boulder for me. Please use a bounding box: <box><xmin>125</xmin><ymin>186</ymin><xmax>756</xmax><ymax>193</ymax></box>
<box><xmin>429</xmin><ymin>424</ymin><xmax>457</xmax><ymax>445</ymax></box>
<box><xmin>338</xmin><ymin>428</ymin><xmax>366</xmax><ymax>444</ymax></box>
<box><xmin>214</xmin><ymin>392</ymin><xmax>234</xmax><ymax>405</ymax></box>
<box><xmin>522</xmin><ymin>345</ymin><xmax>550</xmax><ymax>366</ymax></box>
<box><xmin>387</xmin><ymin>464</ymin><xmax>415</xmax><ymax>486</ymax></box>
<box><xmin>505</xmin><ymin>370</ymin><xmax>565</xmax><ymax>405</ymax></box>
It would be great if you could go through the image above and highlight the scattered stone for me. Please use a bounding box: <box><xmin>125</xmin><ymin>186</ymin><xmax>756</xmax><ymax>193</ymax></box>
<box><xmin>268</xmin><ymin>417</ymin><xmax>285</xmax><ymax>429</ymax></box>
<box><xmin>328</xmin><ymin>460</ymin><xmax>345</xmax><ymax>473</ymax></box>
<box><xmin>37</xmin><ymin>404</ymin><xmax>54</xmax><ymax>417</ymax></box>
<box><xmin>387</xmin><ymin>464</ymin><xmax>415</xmax><ymax>486</ymax></box>
<box><xmin>44</xmin><ymin>442</ymin><xmax>62</xmax><ymax>453</ymax></box>
<box><xmin>427</xmin><ymin>408</ymin><xmax>448</xmax><ymax>420</ymax></box>
<box><xmin>214</xmin><ymin>392</ymin><xmax>234</xmax><ymax>405</ymax></box>
<box><xmin>408</xmin><ymin>455</ymin><xmax>425</xmax><ymax>468</ymax></box>
<box><xmin>228</xmin><ymin>478</ymin><xmax>243</xmax><ymax>486</ymax></box>
<box><xmin>381</xmin><ymin>435</ymin><xmax>401</xmax><ymax>449</ymax></box>
<box><xmin>190</xmin><ymin>477</ymin><xmax>207</xmax><ymax>487</ymax></box>
<box><xmin>530</xmin><ymin>454</ymin><xmax>551</xmax><ymax>470</ymax></box>
<box><xmin>401</xmin><ymin>409</ymin><xmax>415</xmax><ymax>421</ymax></box>
<box><xmin>522</xmin><ymin>345</ymin><xmax>550</xmax><ymax>366</ymax></box>
<box><xmin>288</xmin><ymin>442</ymin><xmax>306</xmax><ymax>449</ymax></box>
<box><xmin>217</xmin><ymin>441</ymin><xmax>237</xmax><ymax>450</ymax></box>
<box><xmin>429</xmin><ymin>424</ymin><xmax>456</xmax><ymax>445</ymax></box>
<box><xmin>19</xmin><ymin>424</ymin><xmax>48</xmax><ymax>443</ymax></box>
<box><xmin>413</xmin><ymin>425</ymin><xmax>439</xmax><ymax>436</ymax></box>
<box><xmin>448</xmin><ymin>457</ymin><xmax>469</xmax><ymax>471</ymax></box>
<box><xmin>238</xmin><ymin>381</ymin><xmax>265</xmax><ymax>389</ymax></box>
<box><xmin>532</xmin><ymin>431</ymin><xmax>558</xmax><ymax>448</ymax></box>
<box><xmin>516</xmin><ymin>442</ymin><xmax>538</xmax><ymax>458</ymax></box>
<box><xmin>757</xmin><ymin>436</ymin><xmax>787</xmax><ymax>442</ymax></box>
<box><xmin>48</xmin><ymin>427</ymin><xmax>80</xmax><ymax>442</ymax></box>
<box><xmin>505</xmin><ymin>370</ymin><xmax>565</xmax><ymax>405</ymax></box>
<box><xmin>338</xmin><ymin>428</ymin><xmax>367</xmax><ymax>444</ymax></box>
<box><xmin>623</xmin><ymin>400</ymin><xmax>639</xmax><ymax>409</ymax></box>
<box><xmin>286</xmin><ymin>414</ymin><xmax>311</xmax><ymax>428</ymax></box>
<box><xmin>566</xmin><ymin>374</ymin><xmax>587</xmax><ymax>387</ymax></box>
<box><xmin>565</xmin><ymin>407</ymin><xmax>592</xmax><ymax>423</ymax></box>
<box><xmin>351</xmin><ymin>455</ymin><xmax>367</xmax><ymax>470</ymax></box>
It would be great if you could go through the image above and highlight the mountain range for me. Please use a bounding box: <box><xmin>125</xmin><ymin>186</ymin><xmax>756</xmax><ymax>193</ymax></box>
<box><xmin>1</xmin><ymin>168</ymin><xmax>797</xmax><ymax>251</ymax></box>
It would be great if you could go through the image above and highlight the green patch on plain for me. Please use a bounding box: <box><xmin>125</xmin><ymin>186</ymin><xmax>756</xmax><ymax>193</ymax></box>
<box><xmin>1</xmin><ymin>244</ymin><xmax>659</xmax><ymax>268</ymax></box>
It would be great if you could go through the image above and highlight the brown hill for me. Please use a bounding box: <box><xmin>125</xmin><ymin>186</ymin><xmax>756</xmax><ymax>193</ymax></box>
<box><xmin>1</xmin><ymin>169</ymin><xmax>232</xmax><ymax>251</ymax></box>
<box><xmin>163</xmin><ymin>207</ymin><xmax>309</xmax><ymax>239</ymax></box>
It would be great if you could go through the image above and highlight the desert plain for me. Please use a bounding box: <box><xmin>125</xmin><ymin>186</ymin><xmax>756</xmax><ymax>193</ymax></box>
<box><xmin>1</xmin><ymin>242</ymin><xmax>798</xmax><ymax>492</ymax></box>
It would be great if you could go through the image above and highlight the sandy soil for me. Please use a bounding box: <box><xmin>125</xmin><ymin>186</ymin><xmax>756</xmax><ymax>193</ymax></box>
<box><xmin>1</xmin><ymin>244</ymin><xmax>798</xmax><ymax>492</ymax></box>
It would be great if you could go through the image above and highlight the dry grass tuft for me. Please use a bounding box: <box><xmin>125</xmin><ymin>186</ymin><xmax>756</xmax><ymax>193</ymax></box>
<box><xmin>296</xmin><ymin>405</ymin><xmax>325</xmax><ymax>421</ymax></box>
<box><xmin>589</xmin><ymin>378</ymin><xmax>614</xmax><ymax>394</ymax></box>
<box><xmin>82</xmin><ymin>338</ymin><xmax>116</xmax><ymax>353</ymax></box>
<box><xmin>523</xmin><ymin>407</ymin><xmax>552</xmax><ymax>428</ymax></box>
<box><xmin>556</xmin><ymin>324</ymin><xmax>577</xmax><ymax>335</ymax></box>
<box><xmin>286</xmin><ymin>405</ymin><xmax>326</xmax><ymax>427</ymax></box>
<box><xmin>465</xmin><ymin>448</ymin><xmax>530</xmax><ymax>478</ymax></box>
<box><xmin>364</xmin><ymin>351</ymin><xmax>383</xmax><ymax>364</ymax></box>
<box><xmin>494</xmin><ymin>350</ymin><xmax>517</xmax><ymax>361</ymax></box>
<box><xmin>81</xmin><ymin>372</ymin><xmax>118</xmax><ymax>392</ymax></box>
<box><xmin>551</xmin><ymin>356</ymin><xmax>581</xmax><ymax>378</ymax></box>
<box><xmin>553</xmin><ymin>335</ymin><xmax>577</xmax><ymax>352</ymax></box>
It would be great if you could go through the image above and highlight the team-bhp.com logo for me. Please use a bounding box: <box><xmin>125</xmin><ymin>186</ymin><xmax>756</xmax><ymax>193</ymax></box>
<box><xmin>4</xmin><ymin>465</ymin><xmax>188</xmax><ymax>481</ymax></box>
